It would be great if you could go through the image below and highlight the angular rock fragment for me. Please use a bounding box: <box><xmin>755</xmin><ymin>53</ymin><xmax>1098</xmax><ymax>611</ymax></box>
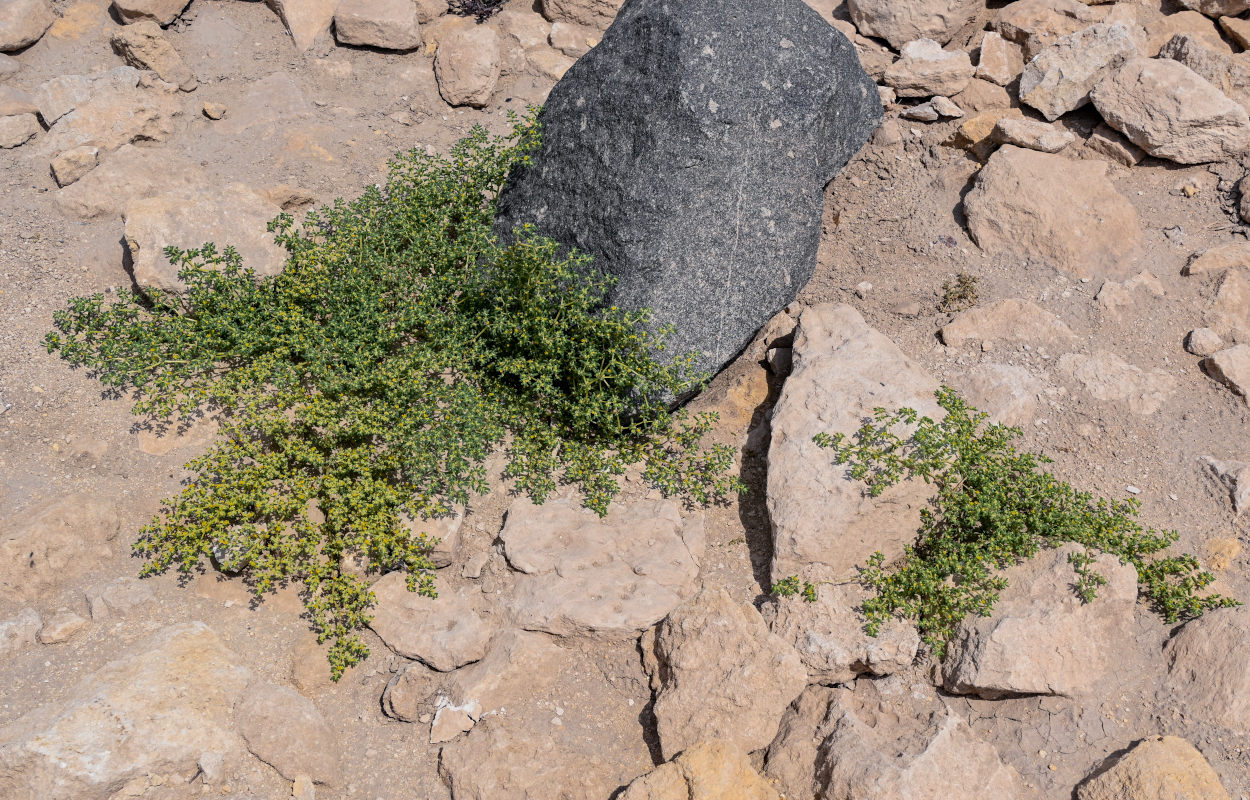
<box><xmin>110</xmin><ymin>19</ymin><xmax>197</xmax><ymax>91</ymax></box>
<box><xmin>646</xmin><ymin>587</ymin><xmax>807</xmax><ymax>760</ymax></box>
<box><xmin>495</xmin><ymin>0</ymin><xmax>880</xmax><ymax>381</ymax></box>
<box><xmin>992</xmin><ymin>0</ymin><xmax>1100</xmax><ymax>59</ymax></box>
<box><xmin>1204</xmin><ymin>344</ymin><xmax>1250</xmax><ymax>399</ymax></box>
<box><xmin>37</xmin><ymin>609</ymin><xmax>89</xmax><ymax>644</ymax></box>
<box><xmin>0</xmin><ymin>608</ymin><xmax>40</xmax><ymax>659</ymax></box>
<box><xmin>619</xmin><ymin>740</ymin><xmax>780</xmax><ymax>800</ymax></box>
<box><xmin>0</xmin><ymin>111</ymin><xmax>38</xmax><ymax>147</ymax></box>
<box><xmin>1200</xmin><ymin>455</ymin><xmax>1250</xmax><ymax>515</ymax></box>
<box><xmin>962</xmin><ymin>146</ymin><xmax>1141</xmax><ymax>278</ymax></box>
<box><xmin>884</xmin><ymin>38</ymin><xmax>975</xmax><ymax>98</ymax></box>
<box><xmin>1077</xmin><ymin>736</ymin><xmax>1231</xmax><ymax>800</ymax></box>
<box><xmin>235</xmin><ymin>682</ymin><xmax>341</xmax><ymax>785</ymax></box>
<box><xmin>768</xmin><ymin>304</ymin><xmax>940</xmax><ymax>583</ymax></box>
<box><xmin>976</xmin><ymin>31</ymin><xmax>1024</xmax><ymax>86</ymax></box>
<box><xmin>334</xmin><ymin>0</ymin><xmax>422</xmax><ymax>51</ymax></box>
<box><xmin>1019</xmin><ymin>23</ymin><xmax>1137</xmax><ymax>121</ymax></box>
<box><xmin>1092</xmin><ymin>57</ymin><xmax>1250</xmax><ymax>164</ymax></box>
<box><xmin>56</xmin><ymin>143</ymin><xmax>205</xmax><ymax>220</ymax></box>
<box><xmin>1160</xmin><ymin>33</ymin><xmax>1250</xmax><ymax>114</ymax></box>
<box><xmin>540</xmin><ymin>0</ymin><xmax>623</xmax><ymax>30</ymax></box>
<box><xmin>846</xmin><ymin>0</ymin><xmax>981</xmax><ymax>50</ymax></box>
<box><xmin>267</xmin><ymin>0</ymin><xmax>337</xmax><ymax>52</ymax></box>
<box><xmin>940</xmin><ymin>298</ymin><xmax>1078</xmax><ymax>350</ymax></box>
<box><xmin>950</xmin><ymin>362</ymin><xmax>1042</xmax><ymax>426</ymax></box>
<box><xmin>1</xmin><ymin>495</ymin><xmax>120</xmax><ymax>602</ymax></box>
<box><xmin>992</xmin><ymin>117</ymin><xmax>1074</xmax><ymax>152</ymax></box>
<box><xmin>112</xmin><ymin>0</ymin><xmax>190</xmax><ymax>25</ymax></box>
<box><xmin>0</xmin><ymin>0</ymin><xmax>55</xmax><ymax>51</ymax></box>
<box><xmin>1186</xmin><ymin>327</ymin><xmax>1225</xmax><ymax>357</ymax></box>
<box><xmin>1179</xmin><ymin>0</ymin><xmax>1250</xmax><ymax>18</ymax></box>
<box><xmin>50</xmin><ymin>144</ymin><xmax>98</xmax><ymax>186</ymax></box>
<box><xmin>1058</xmin><ymin>350</ymin><xmax>1178</xmax><ymax>415</ymax></box>
<box><xmin>368</xmin><ymin>572</ymin><xmax>495</xmax><ymax>671</ymax></box>
<box><xmin>1143</xmin><ymin>10</ymin><xmax>1231</xmax><ymax>57</ymax></box>
<box><xmin>1185</xmin><ymin>241</ymin><xmax>1250</xmax><ymax>276</ymax></box>
<box><xmin>1084</xmin><ymin>121</ymin><xmax>1145</xmax><ymax>166</ymax></box>
<box><xmin>434</xmin><ymin>23</ymin><xmax>500</xmax><ymax>107</ymax></box>
<box><xmin>1164</xmin><ymin>607</ymin><xmax>1250</xmax><ymax>734</ymax></box>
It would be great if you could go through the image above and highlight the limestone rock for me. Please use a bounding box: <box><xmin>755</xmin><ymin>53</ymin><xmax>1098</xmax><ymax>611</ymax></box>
<box><xmin>942</xmin><ymin>545</ymin><xmax>1138</xmax><ymax>698</ymax></box>
<box><xmin>56</xmin><ymin>143</ymin><xmax>206</xmax><ymax>220</ymax></box>
<box><xmin>33</xmin><ymin>67</ymin><xmax>141</xmax><ymax>126</ymax></box>
<box><xmin>962</xmin><ymin>146</ymin><xmax>1141</xmax><ymax>278</ymax></box>
<box><xmin>1187</xmin><ymin>327</ymin><xmax>1225</xmax><ymax>357</ymax></box>
<box><xmin>901</xmin><ymin>95</ymin><xmax>963</xmax><ymax>121</ymax></box>
<box><xmin>1160</xmin><ymin>33</ymin><xmax>1250</xmax><ymax>114</ymax></box>
<box><xmin>1185</xmin><ymin>241</ymin><xmax>1250</xmax><ymax>275</ymax></box>
<box><xmin>86</xmin><ymin>576</ymin><xmax>154</xmax><ymax>619</ymax></box>
<box><xmin>1</xmin><ymin>495</ymin><xmax>120</xmax><ymax>603</ymax></box>
<box><xmin>1204</xmin><ymin>344</ymin><xmax>1250</xmax><ymax>399</ymax></box>
<box><xmin>0</xmin><ymin>112</ymin><xmax>37</xmax><ymax>148</ymax></box>
<box><xmin>540</xmin><ymin>0</ymin><xmax>624</xmax><ymax>30</ymax></box>
<box><xmin>498</xmin><ymin>3</ymin><xmax>551</xmax><ymax>49</ymax></box>
<box><xmin>992</xmin><ymin>117</ymin><xmax>1075</xmax><ymax>152</ymax></box>
<box><xmin>368</xmin><ymin>572</ymin><xmax>495</xmax><ymax>670</ymax></box>
<box><xmin>976</xmin><ymin>31</ymin><xmax>1025</xmax><ymax>86</ymax></box>
<box><xmin>1092</xmin><ymin>57</ymin><xmax>1250</xmax><ymax>164</ymax></box>
<box><xmin>952</xmin><ymin>77</ymin><xmax>1012</xmax><ymax>112</ymax></box>
<box><xmin>940</xmin><ymin>298</ymin><xmax>1078</xmax><ymax>350</ymax></box>
<box><xmin>37</xmin><ymin>609</ymin><xmax>89</xmax><ymax>644</ymax></box>
<box><xmin>123</xmin><ymin>183</ymin><xmax>286</xmax><ymax>294</ymax></box>
<box><xmin>49</xmin><ymin>145</ymin><xmax>98</xmax><ymax>186</ymax></box>
<box><xmin>110</xmin><ymin>19</ymin><xmax>197</xmax><ymax>91</ymax></box>
<box><xmin>0</xmin><ymin>0</ymin><xmax>54</xmax><ymax>51</ymax></box>
<box><xmin>0</xmin><ymin>52</ymin><xmax>16</xmax><ymax>79</ymax></box>
<box><xmin>235</xmin><ymin>682</ymin><xmax>341</xmax><ymax>785</ymax></box>
<box><xmin>946</xmin><ymin>107</ymin><xmax>1023</xmax><ymax>160</ymax></box>
<box><xmin>846</xmin><ymin>0</ymin><xmax>981</xmax><ymax>50</ymax></box>
<box><xmin>1204</xmin><ymin>268</ymin><xmax>1250</xmax><ymax>340</ymax></box>
<box><xmin>884</xmin><ymin>38</ymin><xmax>975</xmax><ymax>98</ymax></box>
<box><xmin>267</xmin><ymin>0</ymin><xmax>337</xmax><ymax>52</ymax></box>
<box><xmin>992</xmin><ymin>0</ymin><xmax>1100</xmax><ymax>59</ymax></box>
<box><xmin>1180</xmin><ymin>0</ymin><xmax>1250</xmax><ymax>17</ymax></box>
<box><xmin>1200</xmin><ymin>456</ymin><xmax>1250</xmax><ymax>515</ymax></box>
<box><xmin>950</xmin><ymin>362</ymin><xmax>1042</xmax><ymax>426</ymax></box>
<box><xmin>1058</xmin><ymin>350</ymin><xmax>1178</xmax><ymax>415</ymax></box>
<box><xmin>0</xmin><ymin>84</ymin><xmax>34</xmax><ymax>115</ymax></box>
<box><xmin>501</xmin><ymin>497</ymin><xmax>703</xmax><ymax>637</ymax></box>
<box><xmin>619</xmin><ymin>740</ymin><xmax>780</xmax><ymax>800</ymax></box>
<box><xmin>768</xmin><ymin>304</ymin><xmax>940</xmax><ymax>583</ymax></box>
<box><xmin>1085</xmin><ymin>121</ymin><xmax>1145</xmax><ymax>166</ymax></box>
<box><xmin>1220</xmin><ymin>13</ymin><xmax>1250</xmax><ymax>47</ymax></box>
<box><xmin>763</xmin><ymin>583</ymin><xmax>918</xmax><ymax>685</ymax></box>
<box><xmin>1077</xmin><ymin>736</ymin><xmax>1231</xmax><ymax>800</ymax></box>
<box><xmin>334</xmin><ymin>0</ymin><xmax>422</xmax><ymax>51</ymax></box>
<box><xmin>434</xmin><ymin>24</ymin><xmax>500</xmax><ymax>107</ymax></box>
<box><xmin>0</xmin><ymin>623</ymin><xmax>251</xmax><ymax>800</ymax></box>
<box><xmin>494</xmin><ymin>0</ymin><xmax>880</xmax><ymax>382</ymax></box>
<box><xmin>647</xmin><ymin>587</ymin><xmax>807</xmax><ymax>760</ymax></box>
<box><xmin>41</xmin><ymin>75</ymin><xmax>184</xmax><ymax>156</ymax></box>
<box><xmin>0</xmin><ymin>608</ymin><xmax>40</xmax><ymax>659</ymax></box>
<box><xmin>1144</xmin><ymin>10</ymin><xmax>1231</xmax><ymax>57</ymax></box>
<box><xmin>549</xmin><ymin>20</ymin><xmax>598</xmax><ymax>58</ymax></box>
<box><xmin>1165</xmin><ymin>606</ymin><xmax>1250</xmax><ymax>734</ymax></box>
<box><xmin>112</xmin><ymin>0</ymin><xmax>188</xmax><ymax>25</ymax></box>
<box><xmin>1019</xmin><ymin>23</ymin><xmax>1137</xmax><ymax>120</ymax></box>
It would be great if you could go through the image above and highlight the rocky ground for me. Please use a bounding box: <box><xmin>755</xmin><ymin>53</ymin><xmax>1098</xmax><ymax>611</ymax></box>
<box><xmin>2</xmin><ymin>0</ymin><xmax>1250</xmax><ymax>798</ymax></box>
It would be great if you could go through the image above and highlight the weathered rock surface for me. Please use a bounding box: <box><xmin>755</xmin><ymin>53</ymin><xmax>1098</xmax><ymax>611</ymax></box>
<box><xmin>86</xmin><ymin>576</ymin><xmax>155</xmax><ymax>619</ymax></box>
<box><xmin>646</xmin><ymin>587</ymin><xmax>807</xmax><ymax>760</ymax></box>
<box><xmin>952</xmin><ymin>77</ymin><xmax>1012</xmax><ymax>113</ymax></box>
<box><xmin>434</xmin><ymin>24</ymin><xmax>500</xmax><ymax>107</ymax></box>
<box><xmin>763</xmin><ymin>583</ymin><xmax>918</xmax><ymax>685</ymax></box>
<box><xmin>1185</xmin><ymin>241</ymin><xmax>1250</xmax><ymax>275</ymax></box>
<box><xmin>992</xmin><ymin>117</ymin><xmax>1075</xmax><ymax>153</ymax></box>
<box><xmin>1164</xmin><ymin>606</ymin><xmax>1250</xmax><ymax>733</ymax></box>
<box><xmin>766</xmin><ymin>679</ymin><xmax>1030</xmax><ymax>800</ymax></box>
<box><xmin>41</xmin><ymin>76</ymin><xmax>184</xmax><ymax>156</ymax></box>
<box><xmin>942</xmin><ymin>545</ymin><xmax>1138</xmax><ymax>699</ymax></box>
<box><xmin>940</xmin><ymin>298</ymin><xmax>1078</xmax><ymax>351</ymax></box>
<box><xmin>37</xmin><ymin>609</ymin><xmax>88</xmax><ymax>644</ymax></box>
<box><xmin>1204</xmin><ymin>344</ymin><xmax>1250</xmax><ymax>399</ymax></box>
<box><xmin>884</xmin><ymin>38</ymin><xmax>975</xmax><ymax>98</ymax></box>
<box><xmin>123</xmin><ymin>183</ymin><xmax>286</xmax><ymax>293</ymax></box>
<box><xmin>1160</xmin><ymin>33</ymin><xmax>1250</xmax><ymax>114</ymax></box>
<box><xmin>0</xmin><ymin>623</ymin><xmax>251</xmax><ymax>800</ymax></box>
<box><xmin>56</xmin><ymin>142</ymin><xmax>205</xmax><ymax>220</ymax></box>
<box><xmin>501</xmin><ymin>497</ymin><xmax>703</xmax><ymax>637</ymax></box>
<box><xmin>49</xmin><ymin>144</ymin><xmax>98</xmax><ymax>186</ymax></box>
<box><xmin>549</xmin><ymin>20</ymin><xmax>598</xmax><ymax>58</ymax></box>
<box><xmin>1019</xmin><ymin>23</ymin><xmax>1137</xmax><ymax>120</ymax></box>
<box><xmin>1204</xmin><ymin>268</ymin><xmax>1250</xmax><ymax>340</ymax></box>
<box><xmin>1058</xmin><ymin>350</ymin><xmax>1178</xmax><ymax>415</ymax></box>
<box><xmin>236</xmin><ymin>682</ymin><xmax>340</xmax><ymax>785</ymax></box>
<box><xmin>0</xmin><ymin>608</ymin><xmax>40</xmax><ymax>659</ymax></box>
<box><xmin>846</xmin><ymin>0</ymin><xmax>981</xmax><ymax>50</ymax></box>
<box><xmin>1144</xmin><ymin>10</ymin><xmax>1229</xmax><ymax>57</ymax></box>
<box><xmin>33</xmin><ymin>67</ymin><xmax>141</xmax><ymax>127</ymax></box>
<box><xmin>381</xmin><ymin>660</ymin><xmax>440</xmax><ymax>723</ymax></box>
<box><xmin>1076</xmin><ymin>736</ymin><xmax>1231</xmax><ymax>800</ymax></box>
<box><xmin>976</xmin><ymin>31</ymin><xmax>1025</xmax><ymax>86</ymax></box>
<box><xmin>0</xmin><ymin>0</ymin><xmax>55</xmax><ymax>52</ymax></box>
<box><xmin>962</xmin><ymin>146</ymin><xmax>1141</xmax><ymax>278</ymax></box>
<box><xmin>950</xmin><ymin>362</ymin><xmax>1042</xmax><ymax>426</ymax></box>
<box><xmin>1200</xmin><ymin>455</ymin><xmax>1250</xmax><ymax>515</ymax></box>
<box><xmin>112</xmin><ymin>0</ymin><xmax>189</xmax><ymax>25</ymax></box>
<box><xmin>267</xmin><ymin>0</ymin><xmax>337</xmax><ymax>52</ymax></box>
<box><xmin>495</xmin><ymin>0</ymin><xmax>880</xmax><ymax>381</ymax></box>
<box><xmin>1085</xmin><ymin>121</ymin><xmax>1146</xmax><ymax>166</ymax></box>
<box><xmin>0</xmin><ymin>112</ymin><xmax>38</xmax><ymax>148</ymax></box>
<box><xmin>368</xmin><ymin>572</ymin><xmax>495</xmax><ymax>670</ymax></box>
<box><xmin>1187</xmin><ymin>327</ymin><xmax>1226</xmax><ymax>357</ymax></box>
<box><xmin>619</xmin><ymin>740</ymin><xmax>780</xmax><ymax>800</ymax></box>
<box><xmin>768</xmin><ymin>304</ymin><xmax>939</xmax><ymax>583</ymax></box>
<box><xmin>1180</xmin><ymin>0</ymin><xmax>1250</xmax><ymax>18</ymax></box>
<box><xmin>1092</xmin><ymin>57</ymin><xmax>1250</xmax><ymax>164</ymax></box>
<box><xmin>334</xmin><ymin>0</ymin><xmax>422</xmax><ymax>51</ymax></box>
<box><xmin>1</xmin><ymin>495</ymin><xmax>120</xmax><ymax>602</ymax></box>
<box><xmin>403</xmin><ymin>506</ymin><xmax>463</xmax><ymax>568</ymax></box>
<box><xmin>992</xmin><ymin>0</ymin><xmax>1100</xmax><ymax>59</ymax></box>
<box><xmin>540</xmin><ymin>0</ymin><xmax>623</xmax><ymax>30</ymax></box>
<box><xmin>111</xmin><ymin>19</ymin><xmax>197</xmax><ymax>91</ymax></box>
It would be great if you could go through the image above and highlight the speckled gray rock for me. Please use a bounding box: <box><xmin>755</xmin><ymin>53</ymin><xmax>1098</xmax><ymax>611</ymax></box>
<box><xmin>495</xmin><ymin>0</ymin><xmax>880</xmax><ymax>382</ymax></box>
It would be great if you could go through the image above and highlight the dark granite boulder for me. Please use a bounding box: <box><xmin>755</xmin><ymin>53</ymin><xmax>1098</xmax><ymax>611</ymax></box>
<box><xmin>495</xmin><ymin>0</ymin><xmax>881</xmax><ymax>382</ymax></box>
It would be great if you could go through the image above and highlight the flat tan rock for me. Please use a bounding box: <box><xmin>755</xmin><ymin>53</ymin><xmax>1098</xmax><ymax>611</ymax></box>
<box><xmin>267</xmin><ymin>0</ymin><xmax>337</xmax><ymax>52</ymax></box>
<box><xmin>1058</xmin><ymin>350</ymin><xmax>1178</xmax><ymax>415</ymax></box>
<box><xmin>618</xmin><ymin>740</ymin><xmax>780</xmax><ymax>800</ymax></box>
<box><xmin>1204</xmin><ymin>344</ymin><xmax>1250</xmax><ymax>399</ymax></box>
<box><xmin>434</xmin><ymin>24</ymin><xmax>500</xmax><ymax>107</ymax></box>
<box><xmin>334</xmin><ymin>0</ymin><xmax>422</xmax><ymax>51</ymax></box>
<box><xmin>0</xmin><ymin>0</ymin><xmax>55</xmax><ymax>51</ymax></box>
<box><xmin>1185</xmin><ymin>241</ymin><xmax>1250</xmax><ymax>275</ymax></box>
<box><xmin>940</xmin><ymin>298</ymin><xmax>1079</xmax><ymax>350</ymax></box>
<box><xmin>962</xmin><ymin>146</ymin><xmax>1142</xmax><ymax>278</ymax></box>
<box><xmin>1204</xmin><ymin>268</ymin><xmax>1250</xmax><ymax>340</ymax></box>
<box><xmin>1143</xmin><ymin>10</ymin><xmax>1231</xmax><ymax>56</ymax></box>
<box><xmin>368</xmin><ymin>572</ymin><xmax>495</xmax><ymax>671</ymax></box>
<box><xmin>846</xmin><ymin>0</ymin><xmax>981</xmax><ymax>50</ymax></box>
<box><xmin>1</xmin><ymin>495</ymin><xmax>120</xmax><ymax>603</ymax></box>
<box><xmin>111</xmin><ymin>18</ymin><xmax>197</xmax><ymax>91</ymax></box>
<box><xmin>540</xmin><ymin>0</ymin><xmax>623</xmax><ymax>30</ymax></box>
<box><xmin>883</xmin><ymin>38</ymin><xmax>974</xmax><ymax>98</ymax></box>
<box><xmin>991</xmin><ymin>0</ymin><xmax>1100</xmax><ymax>59</ymax></box>
<box><xmin>976</xmin><ymin>31</ymin><xmax>1024</xmax><ymax>86</ymax></box>
<box><xmin>112</xmin><ymin>0</ymin><xmax>189</xmax><ymax>25</ymax></box>
<box><xmin>1077</xmin><ymin>736</ymin><xmax>1231</xmax><ymax>800</ymax></box>
<box><xmin>1164</xmin><ymin>606</ymin><xmax>1250</xmax><ymax>734</ymax></box>
<box><xmin>1019</xmin><ymin>23</ymin><xmax>1137</xmax><ymax>120</ymax></box>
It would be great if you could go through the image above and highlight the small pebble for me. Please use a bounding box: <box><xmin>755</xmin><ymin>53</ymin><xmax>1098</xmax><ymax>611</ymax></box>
<box><xmin>1126</xmin><ymin>485</ymin><xmax>1141</xmax><ymax>495</ymax></box>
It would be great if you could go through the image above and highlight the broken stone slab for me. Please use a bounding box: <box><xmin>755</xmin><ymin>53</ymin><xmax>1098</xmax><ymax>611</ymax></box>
<box><xmin>235</xmin><ymin>682</ymin><xmax>341</xmax><ymax>785</ymax></box>
<box><xmin>992</xmin><ymin>117</ymin><xmax>1075</xmax><ymax>153</ymax></box>
<box><xmin>123</xmin><ymin>183</ymin><xmax>287</xmax><ymax>294</ymax></box>
<box><xmin>1058</xmin><ymin>350</ymin><xmax>1178</xmax><ymax>415</ymax></box>
<box><xmin>1186</xmin><ymin>327</ymin><xmax>1226</xmax><ymax>357</ymax></box>
<box><xmin>111</xmin><ymin>19</ymin><xmax>198</xmax><ymax>92</ymax></box>
<box><xmin>495</xmin><ymin>0</ymin><xmax>880</xmax><ymax>383</ymax></box>
<box><xmin>976</xmin><ymin>31</ymin><xmax>1025</xmax><ymax>86</ymax></box>
<box><xmin>1</xmin><ymin>495</ymin><xmax>120</xmax><ymax>603</ymax></box>
<box><xmin>1076</xmin><ymin>736</ymin><xmax>1231</xmax><ymax>800</ymax></box>
<box><xmin>945</xmin><ymin>107</ymin><xmax>1023</xmax><ymax>160</ymax></box>
<box><xmin>501</xmin><ymin>496</ymin><xmax>703</xmax><ymax>637</ymax></box>
<box><xmin>884</xmin><ymin>37</ymin><xmax>975</xmax><ymax>98</ymax></box>
<box><xmin>767</xmin><ymin>304</ymin><xmax>940</xmax><ymax>584</ymax></box>
<box><xmin>1200</xmin><ymin>456</ymin><xmax>1250</xmax><ymax>515</ymax></box>
<box><xmin>846</xmin><ymin>0</ymin><xmax>981</xmax><ymax>50</ymax></box>
<box><xmin>619</xmin><ymin>740</ymin><xmax>781</xmax><ymax>800</ymax></box>
<box><xmin>962</xmin><ymin>146</ymin><xmax>1142</xmax><ymax>278</ymax></box>
<box><xmin>0</xmin><ymin>111</ymin><xmax>38</xmax><ymax>148</ymax></box>
<box><xmin>940</xmin><ymin>298</ymin><xmax>1078</xmax><ymax>351</ymax></box>
<box><xmin>951</xmin><ymin>77</ymin><xmax>1012</xmax><ymax>113</ymax></box>
<box><xmin>0</xmin><ymin>84</ymin><xmax>35</xmax><ymax>115</ymax></box>
<box><xmin>1204</xmin><ymin>344</ymin><xmax>1250</xmax><ymax>400</ymax></box>
<box><xmin>0</xmin><ymin>0</ymin><xmax>55</xmax><ymax>52</ymax></box>
<box><xmin>901</xmin><ymin>95</ymin><xmax>963</xmax><ymax>121</ymax></box>
<box><xmin>942</xmin><ymin>545</ymin><xmax>1138</xmax><ymax>699</ymax></box>
<box><xmin>49</xmin><ymin>144</ymin><xmax>99</xmax><ymax>186</ymax></box>
<box><xmin>1160</xmin><ymin>33</ymin><xmax>1250</xmax><ymax>114</ymax></box>
<box><xmin>112</xmin><ymin>0</ymin><xmax>190</xmax><ymax>25</ymax></box>
<box><xmin>56</xmin><ymin>143</ymin><xmax>206</xmax><ymax>220</ymax></box>
<box><xmin>1204</xmin><ymin>268</ymin><xmax>1250</xmax><ymax>341</ymax></box>
<box><xmin>1092</xmin><ymin>57</ymin><xmax>1250</xmax><ymax>164</ymax></box>
<box><xmin>434</xmin><ymin>22</ymin><xmax>500</xmax><ymax>107</ymax></box>
<box><xmin>41</xmin><ymin>75</ymin><xmax>184</xmax><ymax>157</ymax></box>
<box><xmin>540</xmin><ymin>0</ymin><xmax>624</xmax><ymax>30</ymax></box>
<box><xmin>267</xmin><ymin>0</ymin><xmax>337</xmax><ymax>52</ymax></box>
<box><xmin>991</xmin><ymin>0</ymin><xmax>1101</xmax><ymax>59</ymax></box>
<box><xmin>334</xmin><ymin>0</ymin><xmax>423</xmax><ymax>51</ymax></box>
<box><xmin>645</xmin><ymin>587</ymin><xmax>807</xmax><ymax>760</ymax></box>
<box><xmin>1185</xmin><ymin>241</ymin><xmax>1250</xmax><ymax>276</ymax></box>
<box><xmin>37</xmin><ymin>608</ymin><xmax>89</xmax><ymax>644</ymax></box>
<box><xmin>0</xmin><ymin>607</ymin><xmax>41</xmax><ymax>659</ymax></box>
<box><xmin>368</xmin><ymin>572</ymin><xmax>495</xmax><ymax>671</ymax></box>
<box><xmin>1164</xmin><ymin>606</ymin><xmax>1250</xmax><ymax>735</ymax></box>
<box><xmin>949</xmin><ymin>362</ymin><xmax>1042</xmax><ymax>427</ymax></box>
<box><xmin>1019</xmin><ymin>22</ymin><xmax>1138</xmax><ymax>121</ymax></box>
<box><xmin>33</xmin><ymin>67</ymin><xmax>142</xmax><ymax>126</ymax></box>
<box><xmin>762</xmin><ymin>582</ymin><xmax>919</xmax><ymax>685</ymax></box>
<box><xmin>86</xmin><ymin>576</ymin><xmax>155</xmax><ymax>620</ymax></box>
<box><xmin>1179</xmin><ymin>0</ymin><xmax>1250</xmax><ymax>18</ymax></box>
<box><xmin>1084</xmin><ymin>121</ymin><xmax>1145</xmax><ymax>166</ymax></box>
<box><xmin>548</xmin><ymin>20</ymin><xmax>599</xmax><ymax>58</ymax></box>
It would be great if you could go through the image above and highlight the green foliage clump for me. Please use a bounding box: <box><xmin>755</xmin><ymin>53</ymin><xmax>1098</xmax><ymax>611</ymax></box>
<box><xmin>771</xmin><ymin>575</ymin><xmax>817</xmax><ymax>603</ymax></box>
<box><xmin>45</xmin><ymin>113</ymin><xmax>743</xmax><ymax>678</ymax></box>
<box><xmin>813</xmin><ymin>387</ymin><xmax>1236</xmax><ymax>657</ymax></box>
<box><xmin>939</xmin><ymin>272</ymin><xmax>980</xmax><ymax>312</ymax></box>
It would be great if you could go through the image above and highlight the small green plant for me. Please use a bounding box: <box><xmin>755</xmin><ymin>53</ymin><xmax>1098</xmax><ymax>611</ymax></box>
<box><xmin>46</xmin><ymin>113</ymin><xmax>743</xmax><ymax>678</ymax></box>
<box><xmin>771</xmin><ymin>575</ymin><xmax>817</xmax><ymax>603</ymax></box>
<box><xmin>939</xmin><ymin>272</ymin><xmax>979</xmax><ymax>312</ymax></box>
<box><xmin>449</xmin><ymin>0</ymin><xmax>505</xmax><ymax>22</ymax></box>
<box><xmin>815</xmin><ymin>387</ymin><xmax>1236</xmax><ymax>657</ymax></box>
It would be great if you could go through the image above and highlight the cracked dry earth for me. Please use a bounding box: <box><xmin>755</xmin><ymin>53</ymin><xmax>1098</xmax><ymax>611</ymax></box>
<box><xmin>3</xmin><ymin>0</ymin><xmax>1250</xmax><ymax>798</ymax></box>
